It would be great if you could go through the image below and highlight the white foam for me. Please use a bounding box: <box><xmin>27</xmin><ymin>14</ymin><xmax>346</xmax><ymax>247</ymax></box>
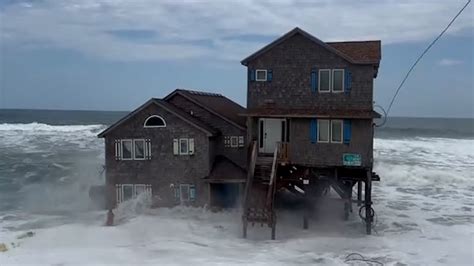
<box><xmin>0</xmin><ymin>122</ymin><xmax>105</xmax><ymax>132</ymax></box>
<box><xmin>0</xmin><ymin>127</ymin><xmax>472</xmax><ymax>265</ymax></box>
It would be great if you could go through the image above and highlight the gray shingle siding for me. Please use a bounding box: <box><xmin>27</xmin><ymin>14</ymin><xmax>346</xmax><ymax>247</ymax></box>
<box><xmin>245</xmin><ymin>33</ymin><xmax>376</xmax><ymax>168</ymax></box>
<box><xmin>247</xmin><ymin>33</ymin><xmax>374</xmax><ymax>110</ymax></box>
<box><xmin>104</xmin><ymin>103</ymin><xmax>210</xmax><ymax>208</ymax></box>
<box><xmin>168</xmin><ymin>94</ymin><xmax>247</xmax><ymax>169</ymax></box>
<box><xmin>289</xmin><ymin>118</ymin><xmax>373</xmax><ymax>167</ymax></box>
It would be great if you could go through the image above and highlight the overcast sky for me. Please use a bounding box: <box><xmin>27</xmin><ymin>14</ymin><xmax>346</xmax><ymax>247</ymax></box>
<box><xmin>1</xmin><ymin>0</ymin><xmax>473</xmax><ymax>118</ymax></box>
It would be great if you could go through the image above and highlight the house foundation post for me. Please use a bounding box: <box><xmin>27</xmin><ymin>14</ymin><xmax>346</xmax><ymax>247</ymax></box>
<box><xmin>365</xmin><ymin>170</ymin><xmax>372</xmax><ymax>235</ymax></box>
<box><xmin>357</xmin><ymin>181</ymin><xmax>362</xmax><ymax>206</ymax></box>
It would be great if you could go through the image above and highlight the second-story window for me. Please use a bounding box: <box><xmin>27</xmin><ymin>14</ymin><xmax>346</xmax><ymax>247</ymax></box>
<box><xmin>316</xmin><ymin>69</ymin><xmax>346</xmax><ymax>93</ymax></box>
<box><xmin>173</xmin><ymin>138</ymin><xmax>195</xmax><ymax>155</ymax></box>
<box><xmin>115</xmin><ymin>139</ymin><xmax>151</xmax><ymax>160</ymax></box>
<box><xmin>332</xmin><ymin>69</ymin><xmax>344</xmax><ymax>92</ymax></box>
<box><xmin>256</xmin><ymin>69</ymin><xmax>267</xmax><ymax>81</ymax></box>
<box><xmin>319</xmin><ymin>69</ymin><xmax>331</xmax><ymax>92</ymax></box>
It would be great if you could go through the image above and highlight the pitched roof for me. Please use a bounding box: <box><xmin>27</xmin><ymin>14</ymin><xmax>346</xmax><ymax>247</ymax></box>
<box><xmin>97</xmin><ymin>98</ymin><xmax>218</xmax><ymax>138</ymax></box>
<box><xmin>164</xmin><ymin>89</ymin><xmax>246</xmax><ymax>129</ymax></box>
<box><xmin>241</xmin><ymin>27</ymin><xmax>381</xmax><ymax>66</ymax></box>
<box><xmin>243</xmin><ymin>108</ymin><xmax>381</xmax><ymax>119</ymax></box>
<box><xmin>206</xmin><ymin>156</ymin><xmax>247</xmax><ymax>183</ymax></box>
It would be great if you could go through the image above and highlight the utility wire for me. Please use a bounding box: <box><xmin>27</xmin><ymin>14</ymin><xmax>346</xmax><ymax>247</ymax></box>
<box><xmin>385</xmin><ymin>0</ymin><xmax>471</xmax><ymax>116</ymax></box>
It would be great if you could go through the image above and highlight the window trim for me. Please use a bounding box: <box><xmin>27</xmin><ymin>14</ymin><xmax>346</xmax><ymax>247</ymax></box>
<box><xmin>122</xmin><ymin>184</ymin><xmax>134</xmax><ymax>201</ymax></box>
<box><xmin>255</xmin><ymin>69</ymin><xmax>267</xmax><ymax>81</ymax></box>
<box><xmin>330</xmin><ymin>120</ymin><xmax>343</xmax><ymax>143</ymax></box>
<box><xmin>332</xmin><ymin>69</ymin><xmax>344</xmax><ymax>93</ymax></box>
<box><xmin>143</xmin><ymin>115</ymin><xmax>166</xmax><ymax>128</ymax></box>
<box><xmin>133</xmin><ymin>139</ymin><xmax>146</xmax><ymax>160</ymax></box>
<box><xmin>179</xmin><ymin>138</ymin><xmax>189</xmax><ymax>155</ymax></box>
<box><xmin>318</xmin><ymin>69</ymin><xmax>331</xmax><ymax>93</ymax></box>
<box><xmin>238</xmin><ymin>136</ymin><xmax>245</xmax><ymax>147</ymax></box>
<box><xmin>121</xmin><ymin>139</ymin><xmax>133</xmax><ymax>160</ymax></box>
<box><xmin>317</xmin><ymin>120</ymin><xmax>330</xmax><ymax>143</ymax></box>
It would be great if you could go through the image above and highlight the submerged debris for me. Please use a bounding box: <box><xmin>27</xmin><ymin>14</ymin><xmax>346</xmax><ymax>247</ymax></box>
<box><xmin>17</xmin><ymin>231</ymin><xmax>35</xmax><ymax>239</ymax></box>
<box><xmin>0</xmin><ymin>243</ymin><xmax>8</xmax><ymax>252</ymax></box>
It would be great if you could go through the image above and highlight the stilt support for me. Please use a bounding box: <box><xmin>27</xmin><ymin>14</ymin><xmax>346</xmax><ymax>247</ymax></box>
<box><xmin>242</xmin><ymin>217</ymin><xmax>248</xmax><ymax>238</ymax></box>
<box><xmin>357</xmin><ymin>181</ymin><xmax>362</xmax><ymax>206</ymax></box>
<box><xmin>365</xmin><ymin>170</ymin><xmax>373</xmax><ymax>235</ymax></box>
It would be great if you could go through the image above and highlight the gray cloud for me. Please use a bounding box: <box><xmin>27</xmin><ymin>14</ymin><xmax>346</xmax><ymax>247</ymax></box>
<box><xmin>1</xmin><ymin>0</ymin><xmax>473</xmax><ymax>61</ymax></box>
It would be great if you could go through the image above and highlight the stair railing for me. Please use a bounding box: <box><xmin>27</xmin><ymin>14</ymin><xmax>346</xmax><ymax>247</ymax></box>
<box><xmin>266</xmin><ymin>144</ymin><xmax>279</xmax><ymax>208</ymax></box>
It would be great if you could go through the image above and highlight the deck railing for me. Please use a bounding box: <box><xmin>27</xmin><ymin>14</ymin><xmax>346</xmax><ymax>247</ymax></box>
<box><xmin>277</xmin><ymin>142</ymin><xmax>290</xmax><ymax>162</ymax></box>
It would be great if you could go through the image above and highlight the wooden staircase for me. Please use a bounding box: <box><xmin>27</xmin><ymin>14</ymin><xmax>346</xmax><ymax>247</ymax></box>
<box><xmin>242</xmin><ymin>141</ymin><xmax>279</xmax><ymax>240</ymax></box>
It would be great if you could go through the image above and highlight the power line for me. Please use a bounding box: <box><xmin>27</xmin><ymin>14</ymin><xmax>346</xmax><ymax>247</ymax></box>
<box><xmin>385</xmin><ymin>0</ymin><xmax>472</xmax><ymax>116</ymax></box>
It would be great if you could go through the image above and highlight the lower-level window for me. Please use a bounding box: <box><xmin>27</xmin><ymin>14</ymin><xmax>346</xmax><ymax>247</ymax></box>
<box><xmin>116</xmin><ymin>184</ymin><xmax>152</xmax><ymax>204</ymax></box>
<box><xmin>175</xmin><ymin>184</ymin><xmax>196</xmax><ymax>202</ymax></box>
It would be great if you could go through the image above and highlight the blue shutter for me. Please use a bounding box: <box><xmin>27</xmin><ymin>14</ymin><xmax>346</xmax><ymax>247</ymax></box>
<box><xmin>343</xmin><ymin>120</ymin><xmax>352</xmax><ymax>144</ymax></box>
<box><xmin>267</xmin><ymin>69</ymin><xmax>273</xmax><ymax>82</ymax></box>
<box><xmin>249</xmin><ymin>69</ymin><xmax>255</xmax><ymax>81</ymax></box>
<box><xmin>310</xmin><ymin>119</ymin><xmax>317</xmax><ymax>143</ymax></box>
<box><xmin>344</xmin><ymin>68</ymin><xmax>352</xmax><ymax>94</ymax></box>
<box><xmin>189</xmin><ymin>185</ymin><xmax>196</xmax><ymax>201</ymax></box>
<box><xmin>311</xmin><ymin>68</ymin><xmax>318</xmax><ymax>93</ymax></box>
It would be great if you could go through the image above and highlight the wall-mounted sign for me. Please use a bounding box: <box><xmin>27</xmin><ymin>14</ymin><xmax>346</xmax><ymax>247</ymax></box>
<box><xmin>343</xmin><ymin>153</ymin><xmax>361</xmax><ymax>166</ymax></box>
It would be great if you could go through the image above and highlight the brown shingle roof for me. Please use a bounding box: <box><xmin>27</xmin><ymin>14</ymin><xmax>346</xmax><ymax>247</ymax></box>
<box><xmin>165</xmin><ymin>89</ymin><xmax>247</xmax><ymax>129</ymax></box>
<box><xmin>327</xmin><ymin>41</ymin><xmax>381</xmax><ymax>64</ymax></box>
<box><xmin>241</xmin><ymin>27</ymin><xmax>381</xmax><ymax>66</ymax></box>
<box><xmin>243</xmin><ymin>108</ymin><xmax>381</xmax><ymax>119</ymax></box>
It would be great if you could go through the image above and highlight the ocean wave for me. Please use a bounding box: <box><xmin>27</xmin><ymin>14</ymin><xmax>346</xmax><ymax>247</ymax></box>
<box><xmin>0</xmin><ymin>122</ymin><xmax>106</xmax><ymax>132</ymax></box>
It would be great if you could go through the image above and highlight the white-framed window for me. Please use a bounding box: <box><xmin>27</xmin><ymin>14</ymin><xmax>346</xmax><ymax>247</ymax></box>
<box><xmin>116</xmin><ymin>184</ymin><xmax>152</xmax><ymax>204</ymax></box>
<box><xmin>133</xmin><ymin>139</ymin><xmax>146</xmax><ymax>160</ymax></box>
<box><xmin>256</xmin><ymin>69</ymin><xmax>267</xmax><ymax>81</ymax></box>
<box><xmin>225</xmin><ymin>136</ymin><xmax>244</xmax><ymax>148</ymax></box>
<box><xmin>317</xmin><ymin>120</ymin><xmax>330</xmax><ymax>143</ymax></box>
<box><xmin>318</xmin><ymin>69</ymin><xmax>331</xmax><ymax>92</ymax></box>
<box><xmin>115</xmin><ymin>139</ymin><xmax>151</xmax><ymax>160</ymax></box>
<box><xmin>121</xmin><ymin>139</ymin><xmax>133</xmax><ymax>160</ymax></box>
<box><xmin>332</xmin><ymin>69</ymin><xmax>344</xmax><ymax>92</ymax></box>
<box><xmin>176</xmin><ymin>184</ymin><xmax>196</xmax><ymax>203</ymax></box>
<box><xmin>144</xmin><ymin>115</ymin><xmax>166</xmax><ymax>128</ymax></box>
<box><xmin>238</xmin><ymin>136</ymin><xmax>245</xmax><ymax>147</ymax></box>
<box><xmin>331</xmin><ymin>120</ymin><xmax>343</xmax><ymax>143</ymax></box>
<box><xmin>230</xmin><ymin>136</ymin><xmax>238</xmax><ymax>148</ymax></box>
<box><xmin>179</xmin><ymin>139</ymin><xmax>189</xmax><ymax>155</ymax></box>
<box><xmin>173</xmin><ymin>138</ymin><xmax>194</xmax><ymax>155</ymax></box>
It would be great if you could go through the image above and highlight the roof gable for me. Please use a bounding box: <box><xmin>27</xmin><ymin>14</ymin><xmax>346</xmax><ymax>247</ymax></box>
<box><xmin>241</xmin><ymin>27</ymin><xmax>381</xmax><ymax>66</ymax></box>
<box><xmin>164</xmin><ymin>89</ymin><xmax>246</xmax><ymax>130</ymax></box>
<box><xmin>97</xmin><ymin>98</ymin><xmax>217</xmax><ymax>138</ymax></box>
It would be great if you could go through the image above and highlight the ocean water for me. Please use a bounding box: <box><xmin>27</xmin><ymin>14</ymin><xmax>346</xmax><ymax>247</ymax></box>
<box><xmin>0</xmin><ymin>109</ymin><xmax>473</xmax><ymax>265</ymax></box>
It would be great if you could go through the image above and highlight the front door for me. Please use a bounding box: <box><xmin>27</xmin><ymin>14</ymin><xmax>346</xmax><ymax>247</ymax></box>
<box><xmin>259</xmin><ymin>118</ymin><xmax>284</xmax><ymax>153</ymax></box>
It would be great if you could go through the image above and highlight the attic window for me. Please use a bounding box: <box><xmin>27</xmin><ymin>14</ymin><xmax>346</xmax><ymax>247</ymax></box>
<box><xmin>144</xmin><ymin>115</ymin><xmax>166</xmax><ymax>128</ymax></box>
<box><xmin>256</xmin><ymin>69</ymin><xmax>267</xmax><ymax>81</ymax></box>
